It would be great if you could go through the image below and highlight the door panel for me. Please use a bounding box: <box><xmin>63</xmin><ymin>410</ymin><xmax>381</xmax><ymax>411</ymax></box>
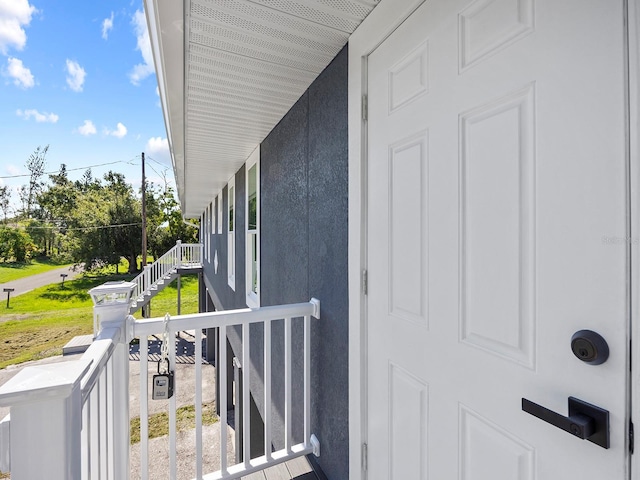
<box><xmin>366</xmin><ymin>0</ymin><xmax>629</xmax><ymax>478</ymax></box>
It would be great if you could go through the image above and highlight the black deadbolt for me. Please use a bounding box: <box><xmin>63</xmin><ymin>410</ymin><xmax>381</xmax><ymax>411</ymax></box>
<box><xmin>571</xmin><ymin>330</ymin><xmax>609</xmax><ymax>365</ymax></box>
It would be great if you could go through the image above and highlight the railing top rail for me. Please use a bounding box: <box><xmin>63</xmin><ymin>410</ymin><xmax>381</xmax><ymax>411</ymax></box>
<box><xmin>133</xmin><ymin>298</ymin><xmax>320</xmax><ymax>337</ymax></box>
<box><xmin>78</xmin><ymin>327</ymin><xmax>120</xmax><ymax>404</ymax></box>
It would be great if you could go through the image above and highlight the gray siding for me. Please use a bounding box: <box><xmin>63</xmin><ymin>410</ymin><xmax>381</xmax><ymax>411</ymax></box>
<box><xmin>202</xmin><ymin>46</ymin><xmax>348</xmax><ymax>480</ymax></box>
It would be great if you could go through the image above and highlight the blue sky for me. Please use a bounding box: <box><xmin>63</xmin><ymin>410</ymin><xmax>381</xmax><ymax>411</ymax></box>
<box><xmin>0</xmin><ymin>0</ymin><xmax>171</xmax><ymax>214</ymax></box>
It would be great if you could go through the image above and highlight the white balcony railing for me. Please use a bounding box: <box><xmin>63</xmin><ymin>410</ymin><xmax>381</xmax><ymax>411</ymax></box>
<box><xmin>130</xmin><ymin>241</ymin><xmax>203</xmax><ymax>312</ymax></box>
<box><xmin>0</xmin><ymin>279</ymin><xmax>320</xmax><ymax>480</ymax></box>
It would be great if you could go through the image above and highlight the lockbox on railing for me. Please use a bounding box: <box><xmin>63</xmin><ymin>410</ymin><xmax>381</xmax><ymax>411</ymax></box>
<box><xmin>89</xmin><ymin>281</ymin><xmax>136</xmax><ymax>336</ymax></box>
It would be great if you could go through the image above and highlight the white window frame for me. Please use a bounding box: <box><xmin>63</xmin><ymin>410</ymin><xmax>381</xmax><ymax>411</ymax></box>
<box><xmin>245</xmin><ymin>147</ymin><xmax>260</xmax><ymax>308</ymax></box>
<box><xmin>227</xmin><ymin>175</ymin><xmax>236</xmax><ymax>290</ymax></box>
<box><xmin>217</xmin><ymin>192</ymin><xmax>223</xmax><ymax>234</ymax></box>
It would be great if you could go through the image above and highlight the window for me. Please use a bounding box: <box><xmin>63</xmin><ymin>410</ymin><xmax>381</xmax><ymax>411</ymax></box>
<box><xmin>201</xmin><ymin>212</ymin><xmax>205</xmax><ymax>245</ymax></box>
<box><xmin>245</xmin><ymin>147</ymin><xmax>260</xmax><ymax>307</ymax></box>
<box><xmin>227</xmin><ymin>175</ymin><xmax>236</xmax><ymax>290</ymax></box>
<box><xmin>207</xmin><ymin>203</ymin><xmax>214</xmax><ymax>261</ymax></box>
<box><xmin>217</xmin><ymin>192</ymin><xmax>222</xmax><ymax>234</ymax></box>
<box><xmin>214</xmin><ymin>199</ymin><xmax>216</xmax><ymax>235</ymax></box>
<box><xmin>205</xmin><ymin>204</ymin><xmax>210</xmax><ymax>262</ymax></box>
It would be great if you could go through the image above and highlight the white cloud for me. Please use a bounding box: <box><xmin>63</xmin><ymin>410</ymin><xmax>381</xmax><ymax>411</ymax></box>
<box><xmin>128</xmin><ymin>9</ymin><xmax>153</xmax><ymax>85</ymax></box>
<box><xmin>0</xmin><ymin>0</ymin><xmax>37</xmax><ymax>54</ymax></box>
<box><xmin>6</xmin><ymin>164</ymin><xmax>20</xmax><ymax>175</ymax></box>
<box><xmin>65</xmin><ymin>59</ymin><xmax>86</xmax><ymax>92</ymax></box>
<box><xmin>102</xmin><ymin>11</ymin><xmax>114</xmax><ymax>40</ymax></box>
<box><xmin>146</xmin><ymin>136</ymin><xmax>170</xmax><ymax>164</ymax></box>
<box><xmin>76</xmin><ymin>120</ymin><xmax>96</xmax><ymax>136</ymax></box>
<box><xmin>5</xmin><ymin>57</ymin><xmax>34</xmax><ymax>88</ymax></box>
<box><xmin>105</xmin><ymin>122</ymin><xmax>127</xmax><ymax>138</ymax></box>
<box><xmin>16</xmin><ymin>108</ymin><xmax>59</xmax><ymax>123</ymax></box>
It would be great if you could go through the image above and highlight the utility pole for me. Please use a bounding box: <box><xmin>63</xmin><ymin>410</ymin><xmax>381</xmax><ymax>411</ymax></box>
<box><xmin>141</xmin><ymin>152</ymin><xmax>147</xmax><ymax>270</ymax></box>
<box><xmin>141</xmin><ymin>152</ymin><xmax>148</xmax><ymax>318</ymax></box>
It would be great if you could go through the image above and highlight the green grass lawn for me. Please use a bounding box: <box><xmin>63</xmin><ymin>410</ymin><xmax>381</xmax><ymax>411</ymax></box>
<box><xmin>0</xmin><ymin>272</ymin><xmax>199</xmax><ymax>369</ymax></box>
<box><xmin>130</xmin><ymin>403</ymin><xmax>217</xmax><ymax>444</ymax></box>
<box><xmin>0</xmin><ymin>257</ymin><xmax>74</xmax><ymax>283</ymax></box>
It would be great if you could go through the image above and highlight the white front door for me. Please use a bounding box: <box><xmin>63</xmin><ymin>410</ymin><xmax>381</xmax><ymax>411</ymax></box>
<box><xmin>366</xmin><ymin>0</ymin><xmax>630</xmax><ymax>478</ymax></box>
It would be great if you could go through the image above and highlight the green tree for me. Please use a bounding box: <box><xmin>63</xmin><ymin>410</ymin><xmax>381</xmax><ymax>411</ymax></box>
<box><xmin>0</xmin><ymin>186</ymin><xmax>10</xmax><ymax>223</ymax></box>
<box><xmin>0</xmin><ymin>227</ymin><xmax>36</xmax><ymax>262</ymax></box>
<box><xmin>64</xmin><ymin>171</ymin><xmax>141</xmax><ymax>273</ymax></box>
<box><xmin>147</xmin><ymin>183</ymin><xmax>198</xmax><ymax>258</ymax></box>
<box><xmin>20</xmin><ymin>145</ymin><xmax>49</xmax><ymax>219</ymax></box>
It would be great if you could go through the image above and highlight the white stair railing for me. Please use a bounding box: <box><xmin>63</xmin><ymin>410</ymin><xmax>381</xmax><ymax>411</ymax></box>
<box><xmin>131</xmin><ymin>241</ymin><xmax>203</xmax><ymax>309</ymax></box>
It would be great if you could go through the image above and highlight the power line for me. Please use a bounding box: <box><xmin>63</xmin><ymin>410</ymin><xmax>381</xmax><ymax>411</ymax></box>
<box><xmin>0</xmin><ymin>158</ymin><xmax>138</xmax><ymax>179</ymax></box>
<box><xmin>21</xmin><ymin>222</ymin><xmax>142</xmax><ymax>231</ymax></box>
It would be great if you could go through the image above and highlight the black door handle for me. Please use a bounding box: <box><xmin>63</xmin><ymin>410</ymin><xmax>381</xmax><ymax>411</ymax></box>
<box><xmin>522</xmin><ymin>397</ymin><xmax>610</xmax><ymax>449</ymax></box>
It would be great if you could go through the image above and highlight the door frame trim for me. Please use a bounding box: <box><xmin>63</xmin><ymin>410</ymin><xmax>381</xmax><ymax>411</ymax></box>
<box><xmin>629</xmin><ymin>0</ymin><xmax>640</xmax><ymax>476</ymax></box>
<box><xmin>348</xmin><ymin>1</ymin><xmax>426</xmax><ymax>478</ymax></box>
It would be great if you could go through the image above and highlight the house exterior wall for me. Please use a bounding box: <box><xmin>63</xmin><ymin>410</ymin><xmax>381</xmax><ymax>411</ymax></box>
<box><xmin>201</xmin><ymin>46</ymin><xmax>349</xmax><ymax>480</ymax></box>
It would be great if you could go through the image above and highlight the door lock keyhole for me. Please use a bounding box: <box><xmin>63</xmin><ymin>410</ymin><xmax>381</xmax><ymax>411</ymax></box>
<box><xmin>571</xmin><ymin>330</ymin><xmax>609</xmax><ymax>365</ymax></box>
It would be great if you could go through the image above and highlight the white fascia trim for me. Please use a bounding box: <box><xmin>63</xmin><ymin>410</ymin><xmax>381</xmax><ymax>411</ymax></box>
<box><xmin>347</xmin><ymin>1</ymin><xmax>426</xmax><ymax>479</ymax></box>
<box><xmin>143</xmin><ymin>0</ymin><xmax>187</xmax><ymax>214</ymax></box>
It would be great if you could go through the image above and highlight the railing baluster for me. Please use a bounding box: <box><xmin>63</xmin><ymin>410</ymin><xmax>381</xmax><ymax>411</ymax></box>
<box><xmin>99</xmin><ymin>369</ymin><xmax>108</xmax><ymax>479</ymax></box>
<box><xmin>169</xmin><ymin>329</ymin><xmax>177</xmax><ymax>480</ymax></box>
<box><xmin>81</xmin><ymin>391</ymin><xmax>90</xmax><ymax>478</ymax></box>
<box><xmin>140</xmin><ymin>335</ymin><xmax>149</xmax><ymax>480</ymax></box>
<box><xmin>220</xmin><ymin>325</ymin><xmax>228</xmax><ymax>475</ymax></box>
<box><xmin>264</xmin><ymin>319</ymin><xmax>272</xmax><ymax>462</ymax></box>
<box><xmin>106</xmin><ymin>358</ymin><xmax>114</xmax><ymax>480</ymax></box>
<box><xmin>304</xmin><ymin>314</ymin><xmax>311</xmax><ymax>445</ymax></box>
<box><xmin>284</xmin><ymin>316</ymin><xmax>292</xmax><ymax>453</ymax></box>
<box><xmin>242</xmin><ymin>323</ymin><xmax>250</xmax><ymax>467</ymax></box>
<box><xmin>196</xmin><ymin>327</ymin><xmax>203</xmax><ymax>479</ymax></box>
<box><xmin>90</xmin><ymin>387</ymin><xmax>99</xmax><ymax>479</ymax></box>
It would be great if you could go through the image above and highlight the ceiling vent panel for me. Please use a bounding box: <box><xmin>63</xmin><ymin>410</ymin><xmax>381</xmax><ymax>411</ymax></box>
<box><xmin>146</xmin><ymin>0</ymin><xmax>379</xmax><ymax>216</ymax></box>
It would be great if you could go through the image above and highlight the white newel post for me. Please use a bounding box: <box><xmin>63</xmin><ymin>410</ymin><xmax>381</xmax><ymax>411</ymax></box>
<box><xmin>177</xmin><ymin>239</ymin><xmax>182</xmax><ymax>265</ymax></box>
<box><xmin>0</xmin><ymin>359</ymin><xmax>91</xmax><ymax>479</ymax></box>
<box><xmin>89</xmin><ymin>281</ymin><xmax>135</xmax><ymax>480</ymax></box>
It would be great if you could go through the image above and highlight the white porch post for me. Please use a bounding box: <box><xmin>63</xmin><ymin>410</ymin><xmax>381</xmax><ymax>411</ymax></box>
<box><xmin>89</xmin><ymin>281</ymin><xmax>136</xmax><ymax>480</ymax></box>
<box><xmin>0</xmin><ymin>360</ymin><xmax>91</xmax><ymax>479</ymax></box>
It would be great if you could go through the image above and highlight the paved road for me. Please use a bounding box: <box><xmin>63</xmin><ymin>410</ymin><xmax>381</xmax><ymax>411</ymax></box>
<box><xmin>0</xmin><ymin>264</ymin><xmax>82</xmax><ymax>297</ymax></box>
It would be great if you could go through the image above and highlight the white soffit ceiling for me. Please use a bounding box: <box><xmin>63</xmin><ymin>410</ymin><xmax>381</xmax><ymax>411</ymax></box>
<box><xmin>145</xmin><ymin>0</ymin><xmax>379</xmax><ymax>218</ymax></box>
